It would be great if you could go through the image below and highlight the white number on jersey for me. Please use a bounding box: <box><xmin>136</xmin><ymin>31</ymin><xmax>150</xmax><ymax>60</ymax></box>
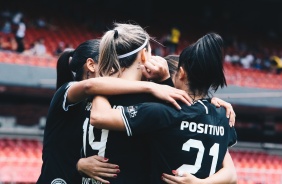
<box><xmin>83</xmin><ymin>117</ymin><xmax>109</xmax><ymax>157</ymax></box>
<box><xmin>177</xmin><ymin>139</ymin><xmax>219</xmax><ymax>176</ymax></box>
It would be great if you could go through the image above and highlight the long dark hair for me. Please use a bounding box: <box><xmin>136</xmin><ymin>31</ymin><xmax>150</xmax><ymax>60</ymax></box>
<box><xmin>179</xmin><ymin>32</ymin><xmax>227</xmax><ymax>96</ymax></box>
<box><xmin>56</xmin><ymin>39</ymin><xmax>100</xmax><ymax>89</ymax></box>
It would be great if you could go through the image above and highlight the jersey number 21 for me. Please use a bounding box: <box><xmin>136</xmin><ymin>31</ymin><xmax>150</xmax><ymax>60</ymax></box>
<box><xmin>177</xmin><ymin>139</ymin><xmax>219</xmax><ymax>176</ymax></box>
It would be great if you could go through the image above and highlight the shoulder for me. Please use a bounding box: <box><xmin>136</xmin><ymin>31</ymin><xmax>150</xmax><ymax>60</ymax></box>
<box><xmin>61</xmin><ymin>81</ymin><xmax>74</xmax><ymax>88</ymax></box>
<box><xmin>124</xmin><ymin>102</ymin><xmax>178</xmax><ymax>119</ymax></box>
<box><xmin>183</xmin><ymin>99</ymin><xmax>226</xmax><ymax>117</ymax></box>
<box><xmin>215</xmin><ymin>106</ymin><xmax>227</xmax><ymax>118</ymax></box>
<box><xmin>57</xmin><ymin>82</ymin><xmax>75</xmax><ymax>93</ymax></box>
<box><xmin>141</xmin><ymin>102</ymin><xmax>176</xmax><ymax>112</ymax></box>
<box><xmin>184</xmin><ymin>100</ymin><xmax>211</xmax><ymax>114</ymax></box>
<box><xmin>52</xmin><ymin>82</ymin><xmax>75</xmax><ymax>100</ymax></box>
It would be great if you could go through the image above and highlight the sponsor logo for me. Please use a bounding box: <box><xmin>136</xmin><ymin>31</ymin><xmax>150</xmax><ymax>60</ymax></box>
<box><xmin>180</xmin><ymin>121</ymin><xmax>224</xmax><ymax>136</ymax></box>
<box><xmin>51</xmin><ymin>178</ymin><xmax>67</xmax><ymax>184</ymax></box>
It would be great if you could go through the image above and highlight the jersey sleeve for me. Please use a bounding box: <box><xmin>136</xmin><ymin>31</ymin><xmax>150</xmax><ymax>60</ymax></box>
<box><xmin>228</xmin><ymin>127</ymin><xmax>237</xmax><ymax>147</ymax></box>
<box><xmin>158</xmin><ymin>77</ymin><xmax>174</xmax><ymax>87</ymax></box>
<box><xmin>118</xmin><ymin>102</ymin><xmax>180</xmax><ymax>136</ymax></box>
<box><xmin>61</xmin><ymin>82</ymin><xmax>82</xmax><ymax>111</ymax></box>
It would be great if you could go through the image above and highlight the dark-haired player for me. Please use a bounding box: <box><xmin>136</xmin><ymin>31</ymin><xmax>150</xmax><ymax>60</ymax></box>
<box><xmin>90</xmin><ymin>32</ymin><xmax>237</xmax><ymax>184</ymax></box>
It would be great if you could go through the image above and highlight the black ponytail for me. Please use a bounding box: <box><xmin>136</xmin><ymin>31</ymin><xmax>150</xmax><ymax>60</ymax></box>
<box><xmin>56</xmin><ymin>49</ymin><xmax>75</xmax><ymax>90</ymax></box>
<box><xmin>179</xmin><ymin>32</ymin><xmax>227</xmax><ymax>96</ymax></box>
<box><xmin>55</xmin><ymin>39</ymin><xmax>100</xmax><ymax>90</ymax></box>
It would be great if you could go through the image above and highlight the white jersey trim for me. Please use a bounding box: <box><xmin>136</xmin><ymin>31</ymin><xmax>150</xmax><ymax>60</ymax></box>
<box><xmin>62</xmin><ymin>82</ymin><xmax>79</xmax><ymax>111</ymax></box>
<box><xmin>119</xmin><ymin>106</ymin><xmax>132</xmax><ymax>136</ymax></box>
<box><xmin>197</xmin><ymin>100</ymin><xmax>208</xmax><ymax>114</ymax></box>
<box><xmin>228</xmin><ymin>140</ymin><xmax>237</xmax><ymax>148</ymax></box>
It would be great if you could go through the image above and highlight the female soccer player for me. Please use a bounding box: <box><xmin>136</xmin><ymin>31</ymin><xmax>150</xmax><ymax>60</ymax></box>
<box><xmin>81</xmin><ymin>22</ymin><xmax>182</xmax><ymax>184</ymax></box>
<box><xmin>90</xmin><ymin>32</ymin><xmax>237</xmax><ymax>184</ymax></box>
<box><xmin>37</xmin><ymin>39</ymin><xmax>192</xmax><ymax>184</ymax></box>
<box><xmin>84</xmin><ymin>21</ymin><xmax>236</xmax><ymax>184</ymax></box>
<box><xmin>162</xmin><ymin>55</ymin><xmax>237</xmax><ymax>184</ymax></box>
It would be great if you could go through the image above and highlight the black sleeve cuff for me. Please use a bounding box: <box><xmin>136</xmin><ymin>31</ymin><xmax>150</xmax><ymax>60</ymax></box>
<box><xmin>158</xmin><ymin>77</ymin><xmax>174</xmax><ymax>87</ymax></box>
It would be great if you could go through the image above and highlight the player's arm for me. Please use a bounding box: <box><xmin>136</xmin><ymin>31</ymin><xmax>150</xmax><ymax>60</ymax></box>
<box><xmin>90</xmin><ymin>95</ymin><xmax>126</xmax><ymax>131</ymax></box>
<box><xmin>228</xmin><ymin>127</ymin><xmax>238</xmax><ymax>147</ymax></box>
<box><xmin>142</xmin><ymin>54</ymin><xmax>236</xmax><ymax>124</ymax></box>
<box><xmin>162</xmin><ymin>151</ymin><xmax>237</xmax><ymax>184</ymax></box>
<box><xmin>76</xmin><ymin>155</ymin><xmax>120</xmax><ymax>184</ymax></box>
<box><xmin>211</xmin><ymin>97</ymin><xmax>236</xmax><ymax>127</ymax></box>
<box><xmin>90</xmin><ymin>96</ymin><xmax>175</xmax><ymax>133</ymax></box>
<box><xmin>141</xmin><ymin>55</ymin><xmax>170</xmax><ymax>82</ymax></box>
<box><xmin>200</xmin><ymin>150</ymin><xmax>237</xmax><ymax>184</ymax></box>
<box><xmin>204</xmin><ymin>151</ymin><xmax>237</xmax><ymax>184</ymax></box>
<box><xmin>144</xmin><ymin>55</ymin><xmax>236</xmax><ymax>122</ymax></box>
<box><xmin>67</xmin><ymin>77</ymin><xmax>191</xmax><ymax>109</ymax></box>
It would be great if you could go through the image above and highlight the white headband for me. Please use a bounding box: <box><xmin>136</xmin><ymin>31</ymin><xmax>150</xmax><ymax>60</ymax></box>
<box><xmin>117</xmin><ymin>38</ymin><xmax>149</xmax><ymax>59</ymax></box>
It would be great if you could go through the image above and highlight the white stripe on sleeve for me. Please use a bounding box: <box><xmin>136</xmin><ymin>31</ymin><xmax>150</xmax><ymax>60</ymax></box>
<box><xmin>62</xmin><ymin>82</ymin><xmax>82</xmax><ymax>111</ymax></box>
<box><xmin>118</xmin><ymin>106</ymin><xmax>132</xmax><ymax>136</ymax></box>
<box><xmin>228</xmin><ymin>140</ymin><xmax>237</xmax><ymax>148</ymax></box>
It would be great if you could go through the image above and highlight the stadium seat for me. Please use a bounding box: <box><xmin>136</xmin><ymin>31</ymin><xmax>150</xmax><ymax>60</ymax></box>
<box><xmin>0</xmin><ymin>138</ymin><xmax>42</xmax><ymax>183</ymax></box>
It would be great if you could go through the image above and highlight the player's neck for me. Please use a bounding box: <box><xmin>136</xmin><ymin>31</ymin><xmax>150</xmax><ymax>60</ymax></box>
<box><xmin>119</xmin><ymin>66</ymin><xmax>142</xmax><ymax>81</ymax></box>
<box><xmin>187</xmin><ymin>90</ymin><xmax>205</xmax><ymax>103</ymax></box>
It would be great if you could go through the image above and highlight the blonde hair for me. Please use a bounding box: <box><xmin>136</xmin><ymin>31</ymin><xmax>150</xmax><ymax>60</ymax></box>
<box><xmin>164</xmin><ymin>55</ymin><xmax>179</xmax><ymax>77</ymax></box>
<box><xmin>98</xmin><ymin>22</ymin><xmax>153</xmax><ymax>76</ymax></box>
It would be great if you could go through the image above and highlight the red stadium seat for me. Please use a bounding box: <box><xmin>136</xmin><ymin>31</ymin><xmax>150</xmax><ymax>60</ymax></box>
<box><xmin>0</xmin><ymin>138</ymin><xmax>43</xmax><ymax>183</ymax></box>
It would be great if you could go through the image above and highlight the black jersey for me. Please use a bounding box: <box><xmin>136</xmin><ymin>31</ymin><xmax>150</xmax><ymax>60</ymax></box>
<box><xmin>82</xmin><ymin>93</ymin><xmax>157</xmax><ymax>184</ymax></box>
<box><xmin>37</xmin><ymin>82</ymin><xmax>85</xmax><ymax>184</ymax></box>
<box><xmin>82</xmin><ymin>78</ymin><xmax>174</xmax><ymax>184</ymax></box>
<box><xmin>120</xmin><ymin>99</ymin><xmax>237</xmax><ymax>183</ymax></box>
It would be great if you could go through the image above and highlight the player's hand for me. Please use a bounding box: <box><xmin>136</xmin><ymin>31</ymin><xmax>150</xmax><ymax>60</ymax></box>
<box><xmin>77</xmin><ymin>155</ymin><xmax>120</xmax><ymax>184</ymax></box>
<box><xmin>141</xmin><ymin>55</ymin><xmax>170</xmax><ymax>82</ymax></box>
<box><xmin>150</xmin><ymin>83</ymin><xmax>192</xmax><ymax>109</ymax></box>
<box><xmin>211</xmin><ymin>97</ymin><xmax>236</xmax><ymax>127</ymax></box>
<box><xmin>162</xmin><ymin>170</ymin><xmax>202</xmax><ymax>184</ymax></box>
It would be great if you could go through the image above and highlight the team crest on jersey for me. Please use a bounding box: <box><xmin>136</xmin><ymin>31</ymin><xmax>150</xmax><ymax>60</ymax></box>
<box><xmin>127</xmin><ymin>106</ymin><xmax>138</xmax><ymax>118</ymax></box>
<box><xmin>51</xmin><ymin>178</ymin><xmax>67</xmax><ymax>184</ymax></box>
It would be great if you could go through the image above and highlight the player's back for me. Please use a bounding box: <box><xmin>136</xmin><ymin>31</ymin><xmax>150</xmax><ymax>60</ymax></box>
<box><xmin>83</xmin><ymin>93</ymin><xmax>158</xmax><ymax>184</ymax></box>
<box><xmin>149</xmin><ymin>99</ymin><xmax>237</xmax><ymax>183</ymax></box>
<box><xmin>106</xmin><ymin>93</ymin><xmax>155</xmax><ymax>183</ymax></box>
<box><xmin>38</xmin><ymin>82</ymin><xmax>84</xmax><ymax>183</ymax></box>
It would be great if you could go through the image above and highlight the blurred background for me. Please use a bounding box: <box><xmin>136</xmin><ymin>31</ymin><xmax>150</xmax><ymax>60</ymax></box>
<box><xmin>0</xmin><ymin>0</ymin><xmax>281</xmax><ymax>183</ymax></box>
